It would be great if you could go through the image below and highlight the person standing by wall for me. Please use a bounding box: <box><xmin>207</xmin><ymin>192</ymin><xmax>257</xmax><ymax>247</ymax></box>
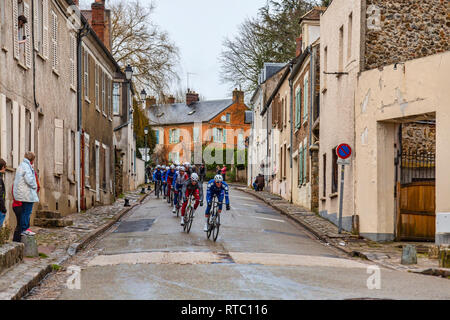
<box><xmin>0</xmin><ymin>159</ymin><xmax>7</xmax><ymax>230</ymax></box>
<box><xmin>221</xmin><ymin>165</ymin><xmax>227</xmax><ymax>182</ymax></box>
<box><xmin>11</xmin><ymin>185</ymin><xmax>23</xmax><ymax>242</ymax></box>
<box><xmin>13</xmin><ymin>152</ymin><xmax>39</xmax><ymax>236</ymax></box>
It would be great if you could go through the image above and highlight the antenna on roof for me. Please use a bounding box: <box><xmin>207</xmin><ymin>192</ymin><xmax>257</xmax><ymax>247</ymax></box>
<box><xmin>187</xmin><ymin>72</ymin><xmax>197</xmax><ymax>91</ymax></box>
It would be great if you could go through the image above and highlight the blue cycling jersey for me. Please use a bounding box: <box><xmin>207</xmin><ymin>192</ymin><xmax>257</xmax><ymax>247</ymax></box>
<box><xmin>153</xmin><ymin>170</ymin><xmax>163</xmax><ymax>181</ymax></box>
<box><xmin>206</xmin><ymin>180</ymin><xmax>230</xmax><ymax>205</ymax></box>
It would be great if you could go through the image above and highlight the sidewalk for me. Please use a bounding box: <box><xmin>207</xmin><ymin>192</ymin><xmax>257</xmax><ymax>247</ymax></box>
<box><xmin>0</xmin><ymin>187</ymin><xmax>152</xmax><ymax>300</ymax></box>
<box><xmin>238</xmin><ymin>187</ymin><xmax>450</xmax><ymax>279</ymax></box>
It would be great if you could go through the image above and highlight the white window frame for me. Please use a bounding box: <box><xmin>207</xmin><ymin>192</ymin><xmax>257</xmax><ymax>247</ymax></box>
<box><xmin>112</xmin><ymin>82</ymin><xmax>120</xmax><ymax>115</ymax></box>
<box><xmin>51</xmin><ymin>10</ymin><xmax>58</xmax><ymax>72</ymax></box>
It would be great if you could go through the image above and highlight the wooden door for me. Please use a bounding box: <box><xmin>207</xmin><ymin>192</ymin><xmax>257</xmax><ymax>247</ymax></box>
<box><xmin>398</xmin><ymin>181</ymin><xmax>435</xmax><ymax>241</ymax></box>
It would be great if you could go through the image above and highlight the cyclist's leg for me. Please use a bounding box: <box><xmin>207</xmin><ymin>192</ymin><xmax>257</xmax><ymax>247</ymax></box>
<box><xmin>217</xmin><ymin>193</ymin><xmax>225</xmax><ymax>212</ymax></box>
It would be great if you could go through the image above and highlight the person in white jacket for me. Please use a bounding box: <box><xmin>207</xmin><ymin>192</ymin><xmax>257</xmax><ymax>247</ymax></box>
<box><xmin>13</xmin><ymin>152</ymin><xmax>39</xmax><ymax>236</ymax></box>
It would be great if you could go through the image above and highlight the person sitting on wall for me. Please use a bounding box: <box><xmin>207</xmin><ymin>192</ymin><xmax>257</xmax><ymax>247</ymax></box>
<box><xmin>254</xmin><ymin>174</ymin><xmax>265</xmax><ymax>192</ymax></box>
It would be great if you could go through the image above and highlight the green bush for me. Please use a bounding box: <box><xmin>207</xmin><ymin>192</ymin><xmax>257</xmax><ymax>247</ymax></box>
<box><xmin>0</xmin><ymin>227</ymin><xmax>11</xmax><ymax>246</ymax></box>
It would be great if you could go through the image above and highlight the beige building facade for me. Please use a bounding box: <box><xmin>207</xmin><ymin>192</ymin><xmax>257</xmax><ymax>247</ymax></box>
<box><xmin>0</xmin><ymin>0</ymin><xmax>79</xmax><ymax>230</ymax></box>
<box><xmin>355</xmin><ymin>51</ymin><xmax>450</xmax><ymax>244</ymax></box>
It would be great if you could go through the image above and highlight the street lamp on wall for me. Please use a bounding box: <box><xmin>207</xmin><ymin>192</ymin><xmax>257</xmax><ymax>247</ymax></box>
<box><xmin>140</xmin><ymin>89</ymin><xmax>147</xmax><ymax>102</ymax></box>
<box><xmin>125</xmin><ymin>64</ymin><xmax>133</xmax><ymax>81</ymax></box>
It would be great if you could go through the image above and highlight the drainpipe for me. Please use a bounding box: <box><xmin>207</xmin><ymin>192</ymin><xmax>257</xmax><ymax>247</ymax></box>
<box><xmin>77</xmin><ymin>24</ymin><xmax>90</xmax><ymax>212</ymax></box>
<box><xmin>289</xmin><ymin>64</ymin><xmax>294</xmax><ymax>204</ymax></box>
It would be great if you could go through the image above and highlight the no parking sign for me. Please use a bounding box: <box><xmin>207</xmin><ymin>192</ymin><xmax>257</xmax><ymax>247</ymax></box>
<box><xmin>336</xmin><ymin>144</ymin><xmax>352</xmax><ymax>165</ymax></box>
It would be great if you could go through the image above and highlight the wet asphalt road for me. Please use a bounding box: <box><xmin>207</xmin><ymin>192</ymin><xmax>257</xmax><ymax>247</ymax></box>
<box><xmin>44</xmin><ymin>188</ymin><xmax>450</xmax><ymax>300</ymax></box>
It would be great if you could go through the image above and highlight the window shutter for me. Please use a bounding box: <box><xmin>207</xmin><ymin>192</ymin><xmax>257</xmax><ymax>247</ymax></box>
<box><xmin>0</xmin><ymin>94</ymin><xmax>6</xmax><ymax>160</ymax></box>
<box><xmin>299</xmin><ymin>147</ymin><xmax>303</xmax><ymax>185</ymax></box>
<box><xmin>84</xmin><ymin>133</ymin><xmax>90</xmax><ymax>179</ymax></box>
<box><xmin>13</xmin><ymin>0</ymin><xmax>19</xmax><ymax>60</ymax></box>
<box><xmin>33</xmin><ymin>0</ymin><xmax>38</xmax><ymax>50</ymax></box>
<box><xmin>54</xmin><ymin>119</ymin><xmax>64</xmax><ymax>175</ymax></box>
<box><xmin>169</xmin><ymin>129</ymin><xmax>172</xmax><ymax>144</ymax></box>
<box><xmin>303</xmin><ymin>145</ymin><xmax>308</xmax><ymax>183</ymax></box>
<box><xmin>51</xmin><ymin>11</ymin><xmax>58</xmax><ymax>70</ymax></box>
<box><xmin>84</xmin><ymin>52</ymin><xmax>89</xmax><ymax>98</ymax></box>
<box><xmin>176</xmin><ymin>129</ymin><xmax>180</xmax><ymax>143</ymax></box>
<box><xmin>30</xmin><ymin>110</ymin><xmax>35</xmax><ymax>153</ymax></box>
<box><xmin>42</xmin><ymin>0</ymin><xmax>49</xmax><ymax>59</ymax></box>
<box><xmin>304</xmin><ymin>77</ymin><xmax>309</xmax><ymax>121</ymax></box>
<box><xmin>95</xmin><ymin>65</ymin><xmax>99</xmax><ymax>107</ymax></box>
<box><xmin>223</xmin><ymin>129</ymin><xmax>226</xmax><ymax>143</ymax></box>
<box><xmin>68</xmin><ymin>129</ymin><xmax>73</xmax><ymax>180</ymax></box>
<box><xmin>24</xmin><ymin>2</ymin><xmax>32</xmax><ymax>68</ymax></box>
<box><xmin>70</xmin><ymin>34</ymin><xmax>76</xmax><ymax>88</ymax></box>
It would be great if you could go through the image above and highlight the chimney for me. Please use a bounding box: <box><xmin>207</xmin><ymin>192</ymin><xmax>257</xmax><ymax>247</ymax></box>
<box><xmin>146</xmin><ymin>96</ymin><xmax>157</xmax><ymax>109</ymax></box>
<box><xmin>73</xmin><ymin>0</ymin><xmax>79</xmax><ymax>6</ymax></box>
<box><xmin>232</xmin><ymin>88</ymin><xmax>244</xmax><ymax>105</ymax></box>
<box><xmin>186</xmin><ymin>89</ymin><xmax>199</xmax><ymax>106</ymax></box>
<box><xmin>296</xmin><ymin>36</ymin><xmax>303</xmax><ymax>57</ymax></box>
<box><xmin>91</xmin><ymin>0</ymin><xmax>106</xmax><ymax>46</ymax></box>
<box><xmin>168</xmin><ymin>96</ymin><xmax>175</xmax><ymax>104</ymax></box>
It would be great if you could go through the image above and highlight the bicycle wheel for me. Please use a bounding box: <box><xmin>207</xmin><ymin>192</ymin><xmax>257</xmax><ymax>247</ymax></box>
<box><xmin>156</xmin><ymin>183</ymin><xmax>160</xmax><ymax>199</ymax></box>
<box><xmin>206</xmin><ymin>215</ymin><xmax>213</xmax><ymax>239</ymax></box>
<box><xmin>186</xmin><ymin>206</ymin><xmax>194</xmax><ymax>234</ymax></box>
<box><xmin>212</xmin><ymin>213</ymin><xmax>220</xmax><ymax>242</ymax></box>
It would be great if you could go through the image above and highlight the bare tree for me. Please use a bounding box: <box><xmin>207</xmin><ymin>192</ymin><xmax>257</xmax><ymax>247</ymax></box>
<box><xmin>109</xmin><ymin>0</ymin><xmax>180</xmax><ymax>94</ymax></box>
<box><xmin>219</xmin><ymin>0</ymin><xmax>316</xmax><ymax>93</ymax></box>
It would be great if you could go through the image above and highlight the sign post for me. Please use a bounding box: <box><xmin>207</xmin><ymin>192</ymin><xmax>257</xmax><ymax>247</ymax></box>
<box><xmin>336</xmin><ymin>144</ymin><xmax>352</xmax><ymax>234</ymax></box>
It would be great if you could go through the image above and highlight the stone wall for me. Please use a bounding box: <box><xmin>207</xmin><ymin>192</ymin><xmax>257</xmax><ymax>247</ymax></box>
<box><xmin>364</xmin><ymin>0</ymin><xmax>449</xmax><ymax>71</ymax></box>
<box><xmin>402</xmin><ymin>122</ymin><xmax>436</xmax><ymax>154</ymax></box>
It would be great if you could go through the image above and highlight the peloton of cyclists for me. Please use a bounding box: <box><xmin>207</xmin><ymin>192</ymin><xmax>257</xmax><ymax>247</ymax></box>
<box><xmin>172</xmin><ymin>166</ymin><xmax>189</xmax><ymax>213</ymax></box>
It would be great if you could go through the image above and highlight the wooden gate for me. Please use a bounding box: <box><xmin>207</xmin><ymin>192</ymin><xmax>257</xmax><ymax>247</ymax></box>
<box><xmin>397</xmin><ymin>151</ymin><xmax>435</xmax><ymax>241</ymax></box>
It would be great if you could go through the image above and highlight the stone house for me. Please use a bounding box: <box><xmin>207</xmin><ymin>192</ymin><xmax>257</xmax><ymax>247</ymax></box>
<box><xmin>247</xmin><ymin>63</ymin><xmax>286</xmax><ymax>188</ymax></box>
<box><xmin>147</xmin><ymin>89</ymin><xmax>251</xmax><ymax>167</ymax></box>
<box><xmin>0</xmin><ymin>0</ymin><xmax>79</xmax><ymax>230</ymax></box>
<box><xmin>320</xmin><ymin>0</ymin><xmax>448</xmax><ymax>242</ymax></box>
<box><xmin>261</xmin><ymin>7</ymin><xmax>323</xmax><ymax>209</ymax></box>
<box><xmin>78</xmin><ymin>0</ymin><xmax>122</xmax><ymax>209</ymax></box>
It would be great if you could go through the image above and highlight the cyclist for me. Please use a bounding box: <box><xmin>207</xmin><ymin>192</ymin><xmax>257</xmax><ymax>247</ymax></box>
<box><xmin>179</xmin><ymin>173</ymin><xmax>202</xmax><ymax>226</ymax></box>
<box><xmin>165</xmin><ymin>165</ymin><xmax>176</xmax><ymax>203</ymax></box>
<box><xmin>162</xmin><ymin>166</ymin><xmax>169</xmax><ymax>199</ymax></box>
<box><xmin>184</xmin><ymin>162</ymin><xmax>192</xmax><ymax>177</ymax></box>
<box><xmin>152</xmin><ymin>165</ymin><xmax>163</xmax><ymax>196</ymax></box>
<box><xmin>172</xmin><ymin>166</ymin><xmax>189</xmax><ymax>214</ymax></box>
<box><xmin>204</xmin><ymin>175</ymin><xmax>230</xmax><ymax>232</ymax></box>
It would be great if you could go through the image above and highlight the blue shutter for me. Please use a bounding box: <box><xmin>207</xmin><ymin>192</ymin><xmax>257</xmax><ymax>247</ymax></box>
<box><xmin>223</xmin><ymin>129</ymin><xmax>227</xmax><ymax>143</ymax></box>
<box><xmin>155</xmin><ymin>130</ymin><xmax>160</xmax><ymax>144</ymax></box>
<box><xmin>299</xmin><ymin>147</ymin><xmax>303</xmax><ymax>185</ymax></box>
<box><xmin>169</xmin><ymin>130</ymin><xmax>173</xmax><ymax>144</ymax></box>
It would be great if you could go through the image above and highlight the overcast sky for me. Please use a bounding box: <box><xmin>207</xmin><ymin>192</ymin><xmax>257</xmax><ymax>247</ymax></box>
<box><xmin>81</xmin><ymin>0</ymin><xmax>268</xmax><ymax>100</ymax></box>
<box><xmin>150</xmin><ymin>0</ymin><xmax>268</xmax><ymax>100</ymax></box>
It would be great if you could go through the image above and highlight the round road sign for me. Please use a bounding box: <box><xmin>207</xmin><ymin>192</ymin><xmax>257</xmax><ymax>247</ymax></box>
<box><xmin>337</xmin><ymin>144</ymin><xmax>352</xmax><ymax>160</ymax></box>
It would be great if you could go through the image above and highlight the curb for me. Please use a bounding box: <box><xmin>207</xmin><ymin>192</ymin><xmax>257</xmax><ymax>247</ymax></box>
<box><xmin>7</xmin><ymin>190</ymin><xmax>153</xmax><ymax>300</ymax></box>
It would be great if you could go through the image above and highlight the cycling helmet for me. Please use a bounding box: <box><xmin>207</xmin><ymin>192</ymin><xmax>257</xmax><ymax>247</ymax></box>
<box><xmin>191</xmin><ymin>173</ymin><xmax>199</xmax><ymax>182</ymax></box>
<box><xmin>166</xmin><ymin>166</ymin><xmax>170</xmax><ymax>170</ymax></box>
<box><xmin>156</xmin><ymin>165</ymin><xmax>161</xmax><ymax>169</ymax></box>
<box><xmin>179</xmin><ymin>166</ymin><xmax>186</xmax><ymax>172</ymax></box>
<box><xmin>214</xmin><ymin>175</ymin><xmax>223</xmax><ymax>183</ymax></box>
<box><xmin>184</xmin><ymin>162</ymin><xmax>190</xmax><ymax>168</ymax></box>
<box><xmin>170</xmin><ymin>165</ymin><xmax>175</xmax><ymax>170</ymax></box>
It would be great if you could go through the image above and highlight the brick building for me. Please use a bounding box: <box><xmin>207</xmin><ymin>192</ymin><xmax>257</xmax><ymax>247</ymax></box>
<box><xmin>147</xmin><ymin>89</ymin><xmax>251</xmax><ymax>165</ymax></box>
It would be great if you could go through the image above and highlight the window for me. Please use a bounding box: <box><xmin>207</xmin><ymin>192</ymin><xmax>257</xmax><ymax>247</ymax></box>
<box><xmin>281</xmin><ymin>98</ymin><xmax>284</xmax><ymax>129</ymax></box>
<box><xmin>323</xmin><ymin>153</ymin><xmax>327</xmax><ymax>197</ymax></box>
<box><xmin>105</xmin><ymin>145</ymin><xmax>110</xmax><ymax>191</ymax></box>
<box><xmin>303</xmin><ymin>74</ymin><xmax>309</xmax><ymax>122</ymax></box>
<box><xmin>226</xmin><ymin>113</ymin><xmax>231</xmax><ymax>123</ymax></box>
<box><xmin>284</xmin><ymin>97</ymin><xmax>287</xmax><ymax>127</ymax></box>
<box><xmin>338</xmin><ymin>25</ymin><xmax>344</xmax><ymax>72</ymax></box>
<box><xmin>213</xmin><ymin>128</ymin><xmax>224</xmax><ymax>143</ymax></box>
<box><xmin>295</xmin><ymin>88</ymin><xmax>301</xmax><ymax>128</ymax></box>
<box><xmin>332</xmin><ymin>147</ymin><xmax>338</xmax><ymax>193</ymax></box>
<box><xmin>113</xmin><ymin>82</ymin><xmax>120</xmax><ymax>114</ymax></box>
<box><xmin>155</xmin><ymin>130</ymin><xmax>160</xmax><ymax>144</ymax></box>
<box><xmin>193</xmin><ymin>127</ymin><xmax>200</xmax><ymax>143</ymax></box>
<box><xmin>348</xmin><ymin>12</ymin><xmax>353</xmax><ymax>61</ymax></box>
<box><xmin>0</xmin><ymin>97</ymin><xmax>13</xmax><ymax>167</ymax></box>
<box><xmin>68</xmin><ymin>130</ymin><xmax>75</xmax><ymax>181</ymax></box>
<box><xmin>13</xmin><ymin>0</ymin><xmax>31</xmax><ymax>67</ymax></box>
<box><xmin>169</xmin><ymin>129</ymin><xmax>179</xmax><ymax>144</ymax></box>
<box><xmin>108</xmin><ymin>78</ymin><xmax>112</xmax><ymax>118</ymax></box>
<box><xmin>51</xmin><ymin>10</ymin><xmax>58</xmax><ymax>71</ymax></box>
<box><xmin>95</xmin><ymin>64</ymin><xmax>99</xmax><ymax>109</ymax></box>
<box><xmin>33</xmin><ymin>0</ymin><xmax>48</xmax><ymax>57</ymax></box>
